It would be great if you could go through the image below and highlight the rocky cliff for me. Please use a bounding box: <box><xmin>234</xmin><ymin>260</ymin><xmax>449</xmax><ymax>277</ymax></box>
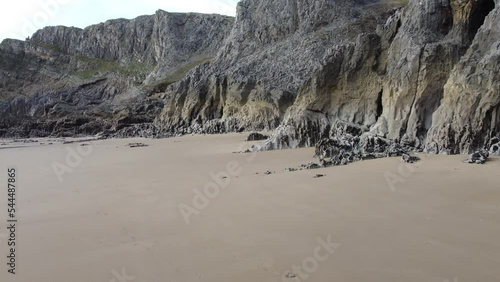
<box><xmin>286</xmin><ymin>0</ymin><xmax>498</xmax><ymax>154</ymax></box>
<box><xmin>156</xmin><ymin>0</ymin><xmax>405</xmax><ymax>135</ymax></box>
<box><xmin>0</xmin><ymin>10</ymin><xmax>234</xmax><ymax>137</ymax></box>
<box><xmin>1</xmin><ymin>0</ymin><xmax>499</xmax><ymax>154</ymax></box>
<box><xmin>427</xmin><ymin>0</ymin><xmax>500</xmax><ymax>153</ymax></box>
<box><xmin>155</xmin><ymin>0</ymin><xmax>500</xmax><ymax>154</ymax></box>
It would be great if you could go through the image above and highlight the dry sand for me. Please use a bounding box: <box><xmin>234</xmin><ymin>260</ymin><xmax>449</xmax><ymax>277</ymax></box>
<box><xmin>0</xmin><ymin>133</ymin><xmax>499</xmax><ymax>282</ymax></box>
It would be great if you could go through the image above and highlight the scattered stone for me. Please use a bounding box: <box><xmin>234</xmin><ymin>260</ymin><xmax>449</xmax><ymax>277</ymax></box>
<box><xmin>234</xmin><ymin>146</ymin><xmax>259</xmax><ymax>154</ymax></box>
<box><xmin>284</xmin><ymin>272</ymin><xmax>297</xmax><ymax>279</ymax></box>
<box><xmin>264</xmin><ymin>171</ymin><xmax>274</xmax><ymax>175</ymax></box>
<box><xmin>246</xmin><ymin>132</ymin><xmax>269</xmax><ymax>141</ymax></box>
<box><xmin>465</xmin><ymin>149</ymin><xmax>489</xmax><ymax>164</ymax></box>
<box><xmin>301</xmin><ymin>162</ymin><xmax>321</xmax><ymax>170</ymax></box>
<box><xmin>127</xmin><ymin>143</ymin><xmax>149</xmax><ymax>148</ymax></box>
<box><xmin>402</xmin><ymin>153</ymin><xmax>420</xmax><ymax>163</ymax></box>
<box><xmin>314</xmin><ymin>174</ymin><xmax>325</xmax><ymax>178</ymax></box>
<box><xmin>63</xmin><ymin>137</ymin><xmax>103</xmax><ymax>145</ymax></box>
<box><xmin>284</xmin><ymin>168</ymin><xmax>298</xmax><ymax>172</ymax></box>
<box><xmin>19</xmin><ymin>139</ymin><xmax>38</xmax><ymax>143</ymax></box>
<box><xmin>80</xmin><ymin>143</ymin><xmax>91</xmax><ymax>147</ymax></box>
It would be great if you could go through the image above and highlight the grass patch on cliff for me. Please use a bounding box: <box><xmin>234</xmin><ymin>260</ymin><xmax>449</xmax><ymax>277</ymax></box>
<box><xmin>147</xmin><ymin>57</ymin><xmax>213</xmax><ymax>92</ymax></box>
<box><xmin>30</xmin><ymin>40</ymin><xmax>66</xmax><ymax>53</ymax></box>
<box><xmin>73</xmin><ymin>56</ymin><xmax>155</xmax><ymax>80</ymax></box>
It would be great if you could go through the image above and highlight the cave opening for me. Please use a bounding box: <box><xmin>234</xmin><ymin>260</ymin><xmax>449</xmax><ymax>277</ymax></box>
<box><xmin>376</xmin><ymin>89</ymin><xmax>383</xmax><ymax>119</ymax></box>
<box><xmin>468</xmin><ymin>0</ymin><xmax>495</xmax><ymax>42</ymax></box>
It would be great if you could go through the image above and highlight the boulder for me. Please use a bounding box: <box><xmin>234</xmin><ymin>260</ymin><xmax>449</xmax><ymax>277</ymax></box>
<box><xmin>402</xmin><ymin>154</ymin><xmax>420</xmax><ymax>164</ymax></box>
<box><xmin>465</xmin><ymin>149</ymin><xmax>490</xmax><ymax>164</ymax></box>
<box><xmin>246</xmin><ymin>133</ymin><xmax>269</xmax><ymax>141</ymax></box>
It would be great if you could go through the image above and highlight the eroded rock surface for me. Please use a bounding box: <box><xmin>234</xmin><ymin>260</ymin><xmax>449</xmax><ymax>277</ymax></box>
<box><xmin>263</xmin><ymin>0</ymin><xmax>499</xmax><ymax>154</ymax></box>
<box><xmin>0</xmin><ymin>10</ymin><xmax>234</xmax><ymax>137</ymax></box>
<box><xmin>1</xmin><ymin>0</ymin><xmax>499</xmax><ymax>155</ymax></box>
<box><xmin>465</xmin><ymin>149</ymin><xmax>490</xmax><ymax>164</ymax></box>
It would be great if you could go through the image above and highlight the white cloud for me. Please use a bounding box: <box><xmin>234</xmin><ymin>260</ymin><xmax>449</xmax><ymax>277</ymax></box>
<box><xmin>0</xmin><ymin>0</ymin><xmax>239</xmax><ymax>41</ymax></box>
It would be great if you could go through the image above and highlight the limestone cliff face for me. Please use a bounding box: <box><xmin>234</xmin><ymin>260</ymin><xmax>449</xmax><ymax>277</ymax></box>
<box><xmin>259</xmin><ymin>0</ymin><xmax>499</xmax><ymax>153</ymax></box>
<box><xmin>156</xmin><ymin>0</ymin><xmax>403</xmax><ymax>134</ymax></box>
<box><xmin>30</xmin><ymin>10</ymin><xmax>233</xmax><ymax>83</ymax></box>
<box><xmin>427</xmin><ymin>2</ymin><xmax>500</xmax><ymax>153</ymax></box>
<box><xmin>375</xmin><ymin>0</ymin><xmax>497</xmax><ymax>148</ymax></box>
<box><xmin>157</xmin><ymin>0</ymin><xmax>499</xmax><ymax>153</ymax></box>
<box><xmin>0</xmin><ymin>11</ymin><xmax>234</xmax><ymax>137</ymax></box>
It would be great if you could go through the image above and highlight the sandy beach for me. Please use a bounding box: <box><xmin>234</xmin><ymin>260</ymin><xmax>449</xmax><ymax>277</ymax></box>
<box><xmin>0</xmin><ymin>133</ymin><xmax>499</xmax><ymax>282</ymax></box>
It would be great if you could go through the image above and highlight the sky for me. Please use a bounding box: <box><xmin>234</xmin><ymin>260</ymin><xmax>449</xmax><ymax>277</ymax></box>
<box><xmin>0</xmin><ymin>0</ymin><xmax>239</xmax><ymax>41</ymax></box>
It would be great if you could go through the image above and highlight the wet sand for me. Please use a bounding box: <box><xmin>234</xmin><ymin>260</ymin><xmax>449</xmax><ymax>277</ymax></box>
<box><xmin>0</xmin><ymin>133</ymin><xmax>499</xmax><ymax>282</ymax></box>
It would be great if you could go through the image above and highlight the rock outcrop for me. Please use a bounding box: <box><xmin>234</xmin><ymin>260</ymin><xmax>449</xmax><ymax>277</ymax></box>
<box><xmin>0</xmin><ymin>10</ymin><xmax>233</xmax><ymax>137</ymax></box>
<box><xmin>427</xmin><ymin>1</ymin><xmax>500</xmax><ymax>153</ymax></box>
<box><xmin>153</xmin><ymin>0</ymin><xmax>499</xmax><ymax>154</ymax></box>
<box><xmin>246</xmin><ymin>132</ymin><xmax>269</xmax><ymax>141</ymax></box>
<box><xmin>465</xmin><ymin>149</ymin><xmax>490</xmax><ymax>164</ymax></box>
<box><xmin>155</xmin><ymin>0</ymin><xmax>404</xmax><ymax>135</ymax></box>
<box><xmin>262</xmin><ymin>0</ymin><xmax>498</xmax><ymax>154</ymax></box>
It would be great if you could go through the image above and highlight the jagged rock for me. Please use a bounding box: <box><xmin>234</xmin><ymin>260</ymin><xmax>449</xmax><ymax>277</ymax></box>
<box><xmin>154</xmin><ymin>0</ymin><xmax>406</xmax><ymax>136</ymax></box>
<box><xmin>315</xmin><ymin>136</ymin><xmax>360</xmax><ymax>166</ymax></box>
<box><xmin>427</xmin><ymin>1</ymin><xmax>500</xmax><ymax>153</ymax></box>
<box><xmin>246</xmin><ymin>133</ymin><xmax>269</xmax><ymax>141</ymax></box>
<box><xmin>489</xmin><ymin>137</ymin><xmax>500</xmax><ymax>155</ymax></box>
<box><xmin>402</xmin><ymin>154</ymin><xmax>420</xmax><ymax>163</ymax></box>
<box><xmin>315</xmin><ymin>133</ymin><xmax>414</xmax><ymax>167</ymax></box>
<box><xmin>0</xmin><ymin>11</ymin><xmax>233</xmax><ymax>138</ymax></box>
<box><xmin>465</xmin><ymin>149</ymin><xmax>490</xmax><ymax>164</ymax></box>
<box><xmin>301</xmin><ymin>162</ymin><xmax>321</xmax><ymax>170</ymax></box>
<box><xmin>490</xmin><ymin>143</ymin><xmax>500</xmax><ymax>155</ymax></box>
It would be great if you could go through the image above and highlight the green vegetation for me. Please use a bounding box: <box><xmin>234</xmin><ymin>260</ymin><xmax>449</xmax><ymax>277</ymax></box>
<box><xmin>73</xmin><ymin>56</ymin><xmax>155</xmax><ymax>80</ymax></box>
<box><xmin>24</xmin><ymin>39</ymin><xmax>210</xmax><ymax>85</ymax></box>
<box><xmin>30</xmin><ymin>40</ymin><xmax>65</xmax><ymax>54</ymax></box>
<box><xmin>25</xmin><ymin>40</ymin><xmax>155</xmax><ymax>80</ymax></box>
<box><xmin>147</xmin><ymin>57</ymin><xmax>213</xmax><ymax>92</ymax></box>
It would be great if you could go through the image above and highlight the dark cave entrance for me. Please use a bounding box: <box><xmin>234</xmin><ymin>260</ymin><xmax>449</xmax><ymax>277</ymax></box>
<box><xmin>376</xmin><ymin>89</ymin><xmax>383</xmax><ymax>120</ymax></box>
<box><xmin>468</xmin><ymin>0</ymin><xmax>495</xmax><ymax>41</ymax></box>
